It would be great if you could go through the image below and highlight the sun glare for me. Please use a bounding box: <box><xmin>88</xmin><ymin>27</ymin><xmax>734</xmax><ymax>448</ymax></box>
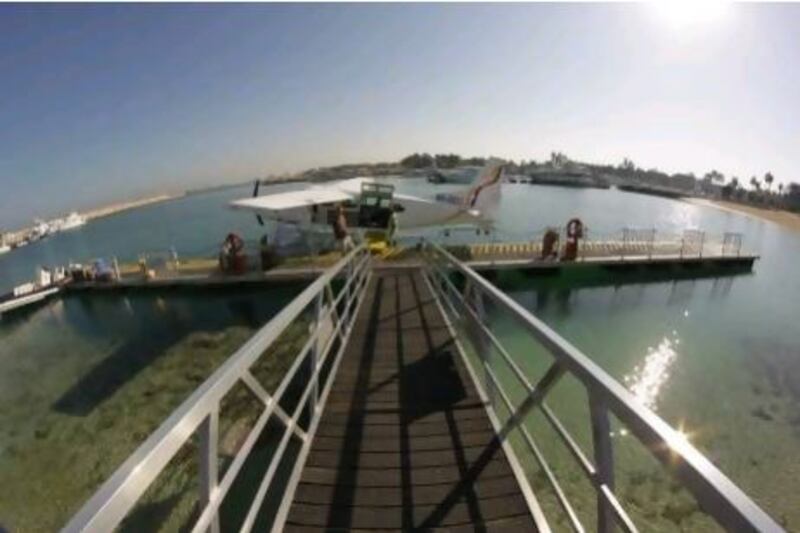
<box><xmin>651</xmin><ymin>0</ymin><xmax>731</xmax><ymax>30</ymax></box>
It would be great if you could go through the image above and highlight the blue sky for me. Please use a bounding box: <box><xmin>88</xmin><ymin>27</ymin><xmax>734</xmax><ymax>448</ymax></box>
<box><xmin>1</xmin><ymin>3</ymin><xmax>799</xmax><ymax>229</ymax></box>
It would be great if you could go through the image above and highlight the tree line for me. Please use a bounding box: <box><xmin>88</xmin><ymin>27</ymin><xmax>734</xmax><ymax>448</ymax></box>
<box><xmin>400</xmin><ymin>153</ymin><xmax>487</xmax><ymax>169</ymax></box>
<box><xmin>397</xmin><ymin>151</ymin><xmax>800</xmax><ymax>212</ymax></box>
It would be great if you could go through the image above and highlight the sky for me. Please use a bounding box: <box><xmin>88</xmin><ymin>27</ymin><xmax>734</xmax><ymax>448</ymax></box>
<box><xmin>1</xmin><ymin>3</ymin><xmax>799</xmax><ymax>229</ymax></box>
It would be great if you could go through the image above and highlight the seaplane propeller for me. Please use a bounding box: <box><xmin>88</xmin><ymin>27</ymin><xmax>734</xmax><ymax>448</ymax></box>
<box><xmin>252</xmin><ymin>180</ymin><xmax>265</xmax><ymax>226</ymax></box>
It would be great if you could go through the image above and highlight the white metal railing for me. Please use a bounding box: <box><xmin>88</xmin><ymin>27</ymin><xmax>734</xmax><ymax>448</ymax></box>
<box><xmin>63</xmin><ymin>245</ymin><xmax>371</xmax><ymax>533</ymax></box>
<box><xmin>430</xmin><ymin>226</ymin><xmax>746</xmax><ymax>263</ymax></box>
<box><xmin>422</xmin><ymin>241</ymin><xmax>782</xmax><ymax>533</ymax></box>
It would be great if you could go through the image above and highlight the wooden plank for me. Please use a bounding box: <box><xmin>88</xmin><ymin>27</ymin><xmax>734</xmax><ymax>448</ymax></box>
<box><xmin>284</xmin><ymin>514</ymin><xmax>534</xmax><ymax>533</ymax></box>
<box><xmin>293</xmin><ymin>475</ymin><xmax>523</xmax><ymax>506</ymax></box>
<box><xmin>287</xmin><ymin>495</ymin><xmax>531</xmax><ymax>529</ymax></box>
<box><xmin>284</xmin><ymin>515</ymin><xmax>537</xmax><ymax>533</ymax></box>
<box><xmin>314</xmin><ymin>417</ymin><xmax>493</xmax><ymax>439</ymax></box>
<box><xmin>319</xmin><ymin>407</ymin><xmax>491</xmax><ymax>427</ymax></box>
<box><xmin>303</xmin><ymin>444</ymin><xmax>506</xmax><ymax>470</ymax></box>
<box><xmin>299</xmin><ymin>459</ymin><xmax>513</xmax><ymax>487</ymax></box>
<box><xmin>309</xmin><ymin>430</ymin><xmax>500</xmax><ymax>454</ymax></box>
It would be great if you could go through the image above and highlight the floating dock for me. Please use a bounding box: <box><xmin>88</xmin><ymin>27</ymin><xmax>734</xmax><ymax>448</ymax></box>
<box><xmin>0</xmin><ymin>286</ymin><xmax>61</xmax><ymax>316</ymax></box>
<box><xmin>65</xmin><ymin>238</ymin><xmax>757</xmax><ymax>292</ymax></box>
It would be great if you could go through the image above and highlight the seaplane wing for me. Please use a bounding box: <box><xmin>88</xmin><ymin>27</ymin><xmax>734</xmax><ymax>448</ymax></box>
<box><xmin>230</xmin><ymin>187</ymin><xmax>354</xmax><ymax>212</ymax></box>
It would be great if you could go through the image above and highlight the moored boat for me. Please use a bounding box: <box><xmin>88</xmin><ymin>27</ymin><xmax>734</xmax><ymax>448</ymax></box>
<box><xmin>58</xmin><ymin>212</ymin><xmax>87</xmax><ymax>231</ymax></box>
<box><xmin>0</xmin><ymin>267</ymin><xmax>68</xmax><ymax>316</ymax></box>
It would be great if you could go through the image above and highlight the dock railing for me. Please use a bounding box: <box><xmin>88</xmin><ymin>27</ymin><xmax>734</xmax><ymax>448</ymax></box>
<box><xmin>435</xmin><ymin>226</ymin><xmax>745</xmax><ymax>263</ymax></box>
<box><xmin>63</xmin><ymin>245</ymin><xmax>371</xmax><ymax>533</ymax></box>
<box><xmin>422</xmin><ymin>240</ymin><xmax>781</xmax><ymax>533</ymax></box>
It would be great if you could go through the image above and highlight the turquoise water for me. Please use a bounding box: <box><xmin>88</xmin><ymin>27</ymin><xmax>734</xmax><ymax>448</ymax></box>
<box><xmin>1</xmin><ymin>181</ymin><xmax>798</xmax><ymax>529</ymax></box>
<box><xmin>488</xmin><ymin>185</ymin><xmax>800</xmax><ymax>529</ymax></box>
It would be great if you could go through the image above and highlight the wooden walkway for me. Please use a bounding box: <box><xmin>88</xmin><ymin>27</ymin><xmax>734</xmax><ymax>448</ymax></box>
<box><xmin>285</xmin><ymin>270</ymin><xmax>536</xmax><ymax>532</ymax></box>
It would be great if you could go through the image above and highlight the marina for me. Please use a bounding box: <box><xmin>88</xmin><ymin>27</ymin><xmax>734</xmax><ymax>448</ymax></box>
<box><xmin>62</xmin><ymin>245</ymin><xmax>781</xmax><ymax>532</ymax></box>
<box><xmin>0</xmin><ymin>183</ymin><xmax>797</xmax><ymax>531</ymax></box>
<box><xmin>3</xmin><ymin>4</ymin><xmax>800</xmax><ymax>531</ymax></box>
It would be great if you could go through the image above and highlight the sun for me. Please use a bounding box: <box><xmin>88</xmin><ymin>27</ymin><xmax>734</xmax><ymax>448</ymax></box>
<box><xmin>650</xmin><ymin>0</ymin><xmax>731</xmax><ymax>30</ymax></box>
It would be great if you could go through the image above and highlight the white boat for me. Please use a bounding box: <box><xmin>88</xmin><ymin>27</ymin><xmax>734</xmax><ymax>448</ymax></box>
<box><xmin>0</xmin><ymin>267</ymin><xmax>65</xmax><ymax>316</ymax></box>
<box><xmin>0</xmin><ymin>244</ymin><xmax>10</xmax><ymax>255</ymax></box>
<box><xmin>30</xmin><ymin>219</ymin><xmax>51</xmax><ymax>240</ymax></box>
<box><xmin>0</xmin><ymin>285</ymin><xmax>60</xmax><ymax>315</ymax></box>
<box><xmin>59</xmin><ymin>212</ymin><xmax>87</xmax><ymax>231</ymax></box>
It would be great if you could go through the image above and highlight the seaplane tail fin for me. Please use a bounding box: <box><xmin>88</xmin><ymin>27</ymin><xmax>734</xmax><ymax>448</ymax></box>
<box><xmin>464</xmin><ymin>160</ymin><xmax>504</xmax><ymax>213</ymax></box>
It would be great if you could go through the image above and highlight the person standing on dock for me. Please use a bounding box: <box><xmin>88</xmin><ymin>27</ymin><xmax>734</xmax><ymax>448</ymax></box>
<box><xmin>259</xmin><ymin>235</ymin><xmax>277</xmax><ymax>270</ymax></box>
<box><xmin>387</xmin><ymin>208</ymin><xmax>399</xmax><ymax>247</ymax></box>
<box><xmin>333</xmin><ymin>204</ymin><xmax>354</xmax><ymax>253</ymax></box>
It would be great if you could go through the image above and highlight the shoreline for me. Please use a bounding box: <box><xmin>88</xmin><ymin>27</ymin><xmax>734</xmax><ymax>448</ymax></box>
<box><xmin>686</xmin><ymin>197</ymin><xmax>800</xmax><ymax>233</ymax></box>
<box><xmin>83</xmin><ymin>193</ymin><xmax>183</xmax><ymax>221</ymax></box>
<box><xmin>1</xmin><ymin>193</ymin><xmax>183</xmax><ymax>247</ymax></box>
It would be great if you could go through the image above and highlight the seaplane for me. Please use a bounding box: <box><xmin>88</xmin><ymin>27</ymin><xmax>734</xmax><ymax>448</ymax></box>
<box><xmin>230</xmin><ymin>161</ymin><xmax>504</xmax><ymax>237</ymax></box>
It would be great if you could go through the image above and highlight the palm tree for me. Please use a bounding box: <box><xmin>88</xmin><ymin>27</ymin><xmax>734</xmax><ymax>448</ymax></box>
<box><xmin>779</xmin><ymin>183</ymin><xmax>784</xmax><ymax>195</ymax></box>
<box><xmin>764</xmin><ymin>172</ymin><xmax>774</xmax><ymax>192</ymax></box>
<box><xmin>750</xmin><ymin>176</ymin><xmax>761</xmax><ymax>191</ymax></box>
<box><xmin>704</xmin><ymin>170</ymin><xmax>725</xmax><ymax>184</ymax></box>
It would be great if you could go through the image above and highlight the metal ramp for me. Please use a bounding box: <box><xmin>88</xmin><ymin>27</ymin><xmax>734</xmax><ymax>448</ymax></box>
<box><xmin>63</xmin><ymin>244</ymin><xmax>783</xmax><ymax>533</ymax></box>
<box><xmin>284</xmin><ymin>270</ymin><xmax>536</xmax><ymax>531</ymax></box>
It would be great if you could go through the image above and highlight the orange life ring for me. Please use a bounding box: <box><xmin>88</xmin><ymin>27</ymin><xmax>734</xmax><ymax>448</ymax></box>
<box><xmin>566</xmin><ymin>218</ymin><xmax>584</xmax><ymax>239</ymax></box>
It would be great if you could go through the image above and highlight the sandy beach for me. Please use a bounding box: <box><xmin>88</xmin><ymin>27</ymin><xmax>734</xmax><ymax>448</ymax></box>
<box><xmin>686</xmin><ymin>197</ymin><xmax>800</xmax><ymax>233</ymax></box>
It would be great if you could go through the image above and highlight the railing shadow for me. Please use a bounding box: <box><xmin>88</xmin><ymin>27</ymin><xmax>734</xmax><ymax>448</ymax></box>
<box><xmin>325</xmin><ymin>276</ymin><xmax>384</xmax><ymax>528</ymax></box>
<box><xmin>321</xmin><ymin>271</ymin><xmax>505</xmax><ymax>529</ymax></box>
<box><xmin>52</xmin><ymin>297</ymin><xmax>269</xmax><ymax>416</ymax></box>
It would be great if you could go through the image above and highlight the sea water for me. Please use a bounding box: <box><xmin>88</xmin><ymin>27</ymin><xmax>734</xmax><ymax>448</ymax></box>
<box><xmin>0</xmin><ymin>180</ymin><xmax>798</xmax><ymax>530</ymax></box>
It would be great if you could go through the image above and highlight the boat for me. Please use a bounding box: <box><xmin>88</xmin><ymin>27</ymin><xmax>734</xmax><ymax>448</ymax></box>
<box><xmin>0</xmin><ymin>244</ymin><xmax>10</xmax><ymax>255</ymax></box>
<box><xmin>0</xmin><ymin>267</ymin><xmax>67</xmax><ymax>316</ymax></box>
<box><xmin>30</xmin><ymin>219</ymin><xmax>52</xmax><ymax>241</ymax></box>
<box><xmin>58</xmin><ymin>212</ymin><xmax>87</xmax><ymax>231</ymax></box>
<box><xmin>0</xmin><ymin>284</ymin><xmax>60</xmax><ymax>315</ymax></box>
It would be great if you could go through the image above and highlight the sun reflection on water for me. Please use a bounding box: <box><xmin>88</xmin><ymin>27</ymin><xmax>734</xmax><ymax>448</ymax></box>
<box><xmin>624</xmin><ymin>335</ymin><xmax>679</xmax><ymax>411</ymax></box>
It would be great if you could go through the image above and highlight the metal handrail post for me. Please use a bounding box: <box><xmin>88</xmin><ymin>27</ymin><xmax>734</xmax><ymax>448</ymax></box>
<box><xmin>198</xmin><ymin>409</ymin><xmax>220</xmax><ymax>533</ymax></box>
<box><xmin>343</xmin><ymin>255</ymin><xmax>353</xmax><ymax>325</ymax></box>
<box><xmin>310</xmin><ymin>290</ymin><xmax>324</xmax><ymax>414</ymax></box>
<box><xmin>472</xmin><ymin>285</ymin><xmax>494</xmax><ymax>407</ymax></box>
<box><xmin>590</xmin><ymin>396</ymin><xmax>615</xmax><ymax>533</ymax></box>
<box><xmin>621</xmin><ymin>229</ymin><xmax>627</xmax><ymax>260</ymax></box>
